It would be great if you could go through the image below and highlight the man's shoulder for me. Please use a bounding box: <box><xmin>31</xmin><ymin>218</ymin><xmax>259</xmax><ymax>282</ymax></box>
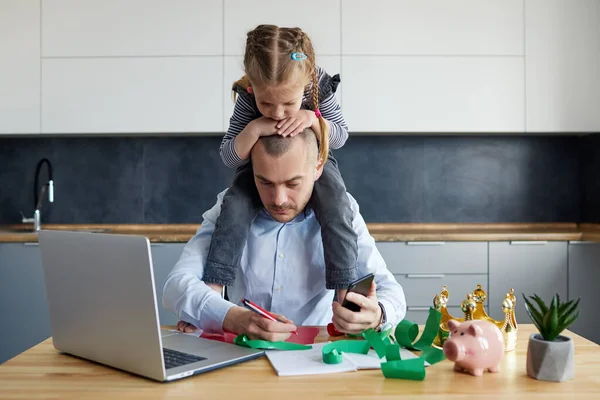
<box><xmin>201</xmin><ymin>188</ymin><xmax>229</xmax><ymax>221</ymax></box>
<box><xmin>345</xmin><ymin>191</ymin><xmax>360</xmax><ymax>212</ymax></box>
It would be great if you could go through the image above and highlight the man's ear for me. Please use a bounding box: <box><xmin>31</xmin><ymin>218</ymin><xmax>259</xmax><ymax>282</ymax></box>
<box><xmin>314</xmin><ymin>157</ymin><xmax>325</xmax><ymax>181</ymax></box>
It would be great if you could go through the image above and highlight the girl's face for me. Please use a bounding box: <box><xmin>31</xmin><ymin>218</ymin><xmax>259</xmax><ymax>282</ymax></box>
<box><xmin>252</xmin><ymin>78</ymin><xmax>307</xmax><ymax>121</ymax></box>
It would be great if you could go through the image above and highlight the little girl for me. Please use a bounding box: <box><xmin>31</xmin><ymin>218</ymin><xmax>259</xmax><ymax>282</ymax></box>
<box><xmin>204</xmin><ymin>24</ymin><xmax>358</xmax><ymax>293</ymax></box>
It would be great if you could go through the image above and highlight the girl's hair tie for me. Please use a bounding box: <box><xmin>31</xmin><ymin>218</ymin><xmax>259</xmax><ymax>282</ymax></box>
<box><xmin>314</xmin><ymin>109</ymin><xmax>322</xmax><ymax>118</ymax></box>
<box><xmin>291</xmin><ymin>52</ymin><xmax>307</xmax><ymax>60</ymax></box>
<box><xmin>247</xmin><ymin>86</ymin><xmax>253</xmax><ymax>94</ymax></box>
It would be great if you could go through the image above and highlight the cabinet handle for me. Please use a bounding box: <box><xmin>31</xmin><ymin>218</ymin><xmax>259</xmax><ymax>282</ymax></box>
<box><xmin>405</xmin><ymin>274</ymin><xmax>445</xmax><ymax>279</ymax></box>
<box><xmin>407</xmin><ymin>307</ymin><xmax>431</xmax><ymax>311</ymax></box>
<box><xmin>569</xmin><ymin>241</ymin><xmax>596</xmax><ymax>245</ymax></box>
<box><xmin>406</xmin><ymin>241</ymin><xmax>445</xmax><ymax>246</ymax></box>
<box><xmin>150</xmin><ymin>243</ymin><xmax>164</xmax><ymax>247</ymax></box>
<box><xmin>23</xmin><ymin>242</ymin><xmax>40</xmax><ymax>247</ymax></box>
<box><xmin>509</xmin><ymin>241</ymin><xmax>548</xmax><ymax>245</ymax></box>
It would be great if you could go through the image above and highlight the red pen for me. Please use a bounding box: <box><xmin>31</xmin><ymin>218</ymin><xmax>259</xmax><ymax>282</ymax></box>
<box><xmin>242</xmin><ymin>298</ymin><xmax>298</xmax><ymax>335</ymax></box>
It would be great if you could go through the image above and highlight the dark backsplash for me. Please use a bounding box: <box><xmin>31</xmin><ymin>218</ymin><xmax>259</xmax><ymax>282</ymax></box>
<box><xmin>581</xmin><ymin>134</ymin><xmax>600</xmax><ymax>223</ymax></box>
<box><xmin>0</xmin><ymin>135</ymin><xmax>593</xmax><ymax>224</ymax></box>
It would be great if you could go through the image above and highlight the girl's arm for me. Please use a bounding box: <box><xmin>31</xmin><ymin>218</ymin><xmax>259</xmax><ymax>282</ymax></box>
<box><xmin>220</xmin><ymin>95</ymin><xmax>259</xmax><ymax>169</ymax></box>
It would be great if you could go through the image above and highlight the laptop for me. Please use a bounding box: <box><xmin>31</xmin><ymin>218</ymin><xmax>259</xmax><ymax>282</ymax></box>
<box><xmin>37</xmin><ymin>230</ymin><xmax>264</xmax><ymax>382</ymax></box>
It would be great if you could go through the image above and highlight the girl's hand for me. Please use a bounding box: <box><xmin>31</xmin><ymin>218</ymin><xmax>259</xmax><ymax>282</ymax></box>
<box><xmin>276</xmin><ymin>110</ymin><xmax>316</xmax><ymax>137</ymax></box>
<box><xmin>250</xmin><ymin>116</ymin><xmax>279</xmax><ymax>138</ymax></box>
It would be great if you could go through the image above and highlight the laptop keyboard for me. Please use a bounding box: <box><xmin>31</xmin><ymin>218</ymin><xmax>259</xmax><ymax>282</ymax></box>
<box><xmin>163</xmin><ymin>348</ymin><xmax>207</xmax><ymax>370</ymax></box>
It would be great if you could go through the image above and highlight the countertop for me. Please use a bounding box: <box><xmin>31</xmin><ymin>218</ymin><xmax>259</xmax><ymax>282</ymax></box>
<box><xmin>1</xmin><ymin>223</ymin><xmax>599</xmax><ymax>243</ymax></box>
<box><xmin>0</xmin><ymin>325</ymin><xmax>598</xmax><ymax>399</ymax></box>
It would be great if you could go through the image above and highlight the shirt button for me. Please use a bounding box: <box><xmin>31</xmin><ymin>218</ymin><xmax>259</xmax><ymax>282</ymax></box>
<box><xmin>275</xmin><ymin>286</ymin><xmax>281</xmax><ymax>291</ymax></box>
<box><xmin>278</xmin><ymin>253</ymin><xmax>284</xmax><ymax>259</ymax></box>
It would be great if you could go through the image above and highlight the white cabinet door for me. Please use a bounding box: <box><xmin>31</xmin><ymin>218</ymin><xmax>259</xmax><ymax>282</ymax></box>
<box><xmin>222</xmin><ymin>56</ymin><xmax>342</xmax><ymax>131</ymax></box>
<box><xmin>0</xmin><ymin>0</ymin><xmax>40</xmax><ymax>134</ymax></box>
<box><xmin>42</xmin><ymin>57</ymin><xmax>223</xmax><ymax>133</ymax></box>
<box><xmin>342</xmin><ymin>0</ymin><xmax>524</xmax><ymax>55</ymax></box>
<box><xmin>42</xmin><ymin>0</ymin><xmax>222</xmax><ymax>57</ymax></box>
<box><xmin>525</xmin><ymin>0</ymin><xmax>600</xmax><ymax>132</ymax></box>
<box><xmin>342</xmin><ymin>56</ymin><xmax>525</xmax><ymax>132</ymax></box>
<box><xmin>224</xmin><ymin>0</ymin><xmax>341</xmax><ymax>55</ymax></box>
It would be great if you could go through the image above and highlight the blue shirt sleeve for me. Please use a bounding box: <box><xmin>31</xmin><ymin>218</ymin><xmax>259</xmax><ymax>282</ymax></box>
<box><xmin>162</xmin><ymin>190</ymin><xmax>235</xmax><ymax>333</ymax></box>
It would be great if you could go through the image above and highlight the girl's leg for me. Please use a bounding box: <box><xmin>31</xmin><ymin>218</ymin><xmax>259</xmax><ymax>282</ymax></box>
<box><xmin>204</xmin><ymin>163</ymin><xmax>261</xmax><ymax>286</ymax></box>
<box><xmin>310</xmin><ymin>156</ymin><xmax>359</xmax><ymax>289</ymax></box>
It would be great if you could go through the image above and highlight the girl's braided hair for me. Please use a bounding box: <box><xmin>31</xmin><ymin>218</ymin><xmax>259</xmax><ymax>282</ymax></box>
<box><xmin>233</xmin><ymin>24</ymin><xmax>329</xmax><ymax>162</ymax></box>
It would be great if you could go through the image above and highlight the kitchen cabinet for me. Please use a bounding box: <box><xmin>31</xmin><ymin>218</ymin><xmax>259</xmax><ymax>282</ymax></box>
<box><xmin>376</xmin><ymin>241</ymin><xmax>488</xmax><ymax>274</ymax></box>
<box><xmin>150</xmin><ymin>243</ymin><xmax>186</xmax><ymax>326</ymax></box>
<box><xmin>41</xmin><ymin>57</ymin><xmax>223</xmax><ymax>134</ymax></box>
<box><xmin>376</xmin><ymin>241</ymin><xmax>489</xmax><ymax>324</ymax></box>
<box><xmin>0</xmin><ymin>0</ymin><xmax>40</xmax><ymax>134</ymax></box>
<box><xmin>488</xmin><ymin>241</ymin><xmax>568</xmax><ymax>324</ymax></box>
<box><xmin>3</xmin><ymin>0</ymin><xmax>600</xmax><ymax>135</ymax></box>
<box><xmin>0</xmin><ymin>241</ymin><xmax>185</xmax><ymax>365</ymax></box>
<box><xmin>0</xmin><ymin>243</ymin><xmax>51</xmax><ymax>364</ymax></box>
<box><xmin>342</xmin><ymin>56</ymin><xmax>525</xmax><ymax>132</ymax></box>
<box><xmin>41</xmin><ymin>0</ymin><xmax>222</xmax><ymax>57</ymax></box>
<box><xmin>568</xmin><ymin>241</ymin><xmax>600</xmax><ymax>344</ymax></box>
<box><xmin>223</xmin><ymin>0</ymin><xmax>341</xmax><ymax>56</ymax></box>
<box><xmin>342</xmin><ymin>0</ymin><xmax>524</xmax><ymax>56</ymax></box>
<box><xmin>525</xmin><ymin>0</ymin><xmax>600</xmax><ymax>132</ymax></box>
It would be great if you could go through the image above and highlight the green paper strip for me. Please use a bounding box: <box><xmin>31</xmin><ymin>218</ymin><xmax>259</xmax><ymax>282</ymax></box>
<box><xmin>385</xmin><ymin>343</ymin><xmax>401</xmax><ymax>361</ymax></box>
<box><xmin>321</xmin><ymin>307</ymin><xmax>445</xmax><ymax>381</ymax></box>
<box><xmin>322</xmin><ymin>340</ymin><xmax>370</xmax><ymax>364</ymax></box>
<box><xmin>420</xmin><ymin>346</ymin><xmax>446</xmax><ymax>365</ymax></box>
<box><xmin>395</xmin><ymin>307</ymin><xmax>441</xmax><ymax>351</ymax></box>
<box><xmin>362</xmin><ymin>328</ymin><xmax>388</xmax><ymax>359</ymax></box>
<box><xmin>382</xmin><ymin>358</ymin><xmax>426</xmax><ymax>380</ymax></box>
<box><xmin>233</xmin><ymin>334</ymin><xmax>312</xmax><ymax>350</ymax></box>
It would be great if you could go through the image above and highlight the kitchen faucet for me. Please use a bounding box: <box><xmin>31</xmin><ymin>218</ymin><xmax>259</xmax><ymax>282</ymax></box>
<box><xmin>21</xmin><ymin>158</ymin><xmax>54</xmax><ymax>231</ymax></box>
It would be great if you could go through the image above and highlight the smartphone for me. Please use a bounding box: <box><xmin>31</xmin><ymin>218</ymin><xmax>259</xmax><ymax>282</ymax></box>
<box><xmin>341</xmin><ymin>273</ymin><xmax>374</xmax><ymax>312</ymax></box>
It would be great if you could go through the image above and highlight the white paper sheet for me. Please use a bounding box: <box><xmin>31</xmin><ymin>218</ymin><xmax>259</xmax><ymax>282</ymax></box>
<box><xmin>265</xmin><ymin>342</ymin><xmax>427</xmax><ymax>377</ymax></box>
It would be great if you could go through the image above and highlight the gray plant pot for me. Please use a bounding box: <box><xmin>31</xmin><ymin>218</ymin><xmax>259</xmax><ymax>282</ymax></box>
<box><xmin>526</xmin><ymin>333</ymin><xmax>574</xmax><ymax>382</ymax></box>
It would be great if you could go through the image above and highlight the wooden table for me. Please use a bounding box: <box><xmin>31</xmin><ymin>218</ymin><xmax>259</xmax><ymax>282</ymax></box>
<box><xmin>0</xmin><ymin>325</ymin><xmax>598</xmax><ymax>399</ymax></box>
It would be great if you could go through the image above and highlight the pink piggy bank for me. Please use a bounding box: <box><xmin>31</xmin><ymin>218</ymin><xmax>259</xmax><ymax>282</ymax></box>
<box><xmin>443</xmin><ymin>319</ymin><xmax>505</xmax><ymax>376</ymax></box>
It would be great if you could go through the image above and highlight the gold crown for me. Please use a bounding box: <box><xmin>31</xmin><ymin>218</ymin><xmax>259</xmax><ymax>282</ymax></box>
<box><xmin>431</xmin><ymin>284</ymin><xmax>518</xmax><ymax>351</ymax></box>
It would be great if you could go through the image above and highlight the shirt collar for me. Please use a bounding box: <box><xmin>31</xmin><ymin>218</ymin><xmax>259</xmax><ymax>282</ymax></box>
<box><xmin>259</xmin><ymin>206</ymin><xmax>314</xmax><ymax>224</ymax></box>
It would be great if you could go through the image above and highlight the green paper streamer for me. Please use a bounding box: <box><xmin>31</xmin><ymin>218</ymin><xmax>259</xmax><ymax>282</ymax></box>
<box><xmin>233</xmin><ymin>334</ymin><xmax>312</xmax><ymax>350</ymax></box>
<box><xmin>322</xmin><ymin>340</ymin><xmax>370</xmax><ymax>364</ymax></box>
<box><xmin>321</xmin><ymin>307</ymin><xmax>446</xmax><ymax>380</ymax></box>
<box><xmin>362</xmin><ymin>328</ymin><xmax>388</xmax><ymax>359</ymax></box>
<box><xmin>385</xmin><ymin>343</ymin><xmax>401</xmax><ymax>361</ymax></box>
<box><xmin>395</xmin><ymin>307</ymin><xmax>441</xmax><ymax>351</ymax></box>
<box><xmin>382</xmin><ymin>358</ymin><xmax>426</xmax><ymax>380</ymax></box>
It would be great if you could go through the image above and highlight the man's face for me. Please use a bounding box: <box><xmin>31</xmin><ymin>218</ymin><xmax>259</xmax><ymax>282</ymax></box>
<box><xmin>251</xmin><ymin>139</ymin><xmax>323</xmax><ymax>223</ymax></box>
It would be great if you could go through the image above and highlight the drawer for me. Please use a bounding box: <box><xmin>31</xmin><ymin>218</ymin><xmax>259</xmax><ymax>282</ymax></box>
<box><xmin>396</xmin><ymin>274</ymin><xmax>488</xmax><ymax>307</ymax></box>
<box><xmin>376</xmin><ymin>242</ymin><xmax>487</xmax><ymax>274</ymax></box>
<box><xmin>404</xmin><ymin>306</ymin><xmax>462</xmax><ymax>325</ymax></box>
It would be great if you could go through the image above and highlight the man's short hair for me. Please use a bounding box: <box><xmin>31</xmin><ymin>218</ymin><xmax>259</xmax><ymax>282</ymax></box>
<box><xmin>257</xmin><ymin>128</ymin><xmax>319</xmax><ymax>164</ymax></box>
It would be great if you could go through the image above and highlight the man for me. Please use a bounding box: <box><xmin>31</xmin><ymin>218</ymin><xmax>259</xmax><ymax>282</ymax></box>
<box><xmin>162</xmin><ymin>128</ymin><xmax>406</xmax><ymax>341</ymax></box>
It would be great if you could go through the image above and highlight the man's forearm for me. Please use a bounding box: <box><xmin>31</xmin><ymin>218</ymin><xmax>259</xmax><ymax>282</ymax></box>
<box><xmin>161</xmin><ymin>195</ymin><xmax>236</xmax><ymax>333</ymax></box>
<box><xmin>162</xmin><ymin>269</ymin><xmax>235</xmax><ymax>333</ymax></box>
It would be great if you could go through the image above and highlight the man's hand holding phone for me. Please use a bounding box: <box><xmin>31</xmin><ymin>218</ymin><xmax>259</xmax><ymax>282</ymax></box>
<box><xmin>332</xmin><ymin>275</ymin><xmax>383</xmax><ymax>334</ymax></box>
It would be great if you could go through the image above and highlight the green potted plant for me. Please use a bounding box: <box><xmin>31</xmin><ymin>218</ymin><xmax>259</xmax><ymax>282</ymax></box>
<box><xmin>522</xmin><ymin>293</ymin><xmax>580</xmax><ymax>382</ymax></box>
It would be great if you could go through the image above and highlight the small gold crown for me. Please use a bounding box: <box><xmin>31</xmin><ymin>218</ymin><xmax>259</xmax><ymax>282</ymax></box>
<box><xmin>432</xmin><ymin>284</ymin><xmax>518</xmax><ymax>351</ymax></box>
